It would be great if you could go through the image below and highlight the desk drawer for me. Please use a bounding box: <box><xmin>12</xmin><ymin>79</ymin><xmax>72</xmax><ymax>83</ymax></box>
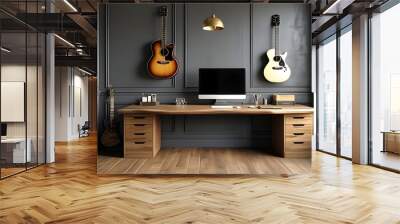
<box><xmin>286</xmin><ymin>139</ymin><xmax>311</xmax><ymax>150</ymax></box>
<box><xmin>285</xmin><ymin>114</ymin><xmax>313</xmax><ymax>125</ymax></box>
<box><xmin>125</xmin><ymin>128</ymin><xmax>153</xmax><ymax>140</ymax></box>
<box><xmin>285</xmin><ymin>124</ymin><xmax>313</xmax><ymax>133</ymax></box>
<box><xmin>125</xmin><ymin>114</ymin><xmax>153</xmax><ymax>125</ymax></box>
<box><xmin>285</xmin><ymin>140</ymin><xmax>311</xmax><ymax>158</ymax></box>
<box><xmin>125</xmin><ymin>139</ymin><xmax>154</xmax><ymax>158</ymax></box>
<box><xmin>285</xmin><ymin>132</ymin><xmax>312</xmax><ymax>141</ymax></box>
<box><xmin>125</xmin><ymin>123</ymin><xmax>153</xmax><ymax>131</ymax></box>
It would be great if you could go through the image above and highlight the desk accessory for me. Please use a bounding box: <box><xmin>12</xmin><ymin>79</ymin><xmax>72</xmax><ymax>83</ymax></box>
<box><xmin>272</xmin><ymin>94</ymin><xmax>295</xmax><ymax>105</ymax></box>
<box><xmin>263</xmin><ymin>15</ymin><xmax>291</xmax><ymax>83</ymax></box>
<box><xmin>257</xmin><ymin>105</ymin><xmax>282</xmax><ymax>109</ymax></box>
<box><xmin>253</xmin><ymin>94</ymin><xmax>262</xmax><ymax>106</ymax></box>
<box><xmin>176</xmin><ymin>97</ymin><xmax>186</xmax><ymax>105</ymax></box>
<box><xmin>140</xmin><ymin>93</ymin><xmax>159</xmax><ymax>106</ymax></box>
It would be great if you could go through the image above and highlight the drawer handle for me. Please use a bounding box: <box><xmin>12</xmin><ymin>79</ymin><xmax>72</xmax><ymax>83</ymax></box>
<box><xmin>134</xmin><ymin>124</ymin><xmax>145</xmax><ymax>127</ymax></box>
<box><xmin>293</xmin><ymin>124</ymin><xmax>305</xmax><ymax>127</ymax></box>
<box><xmin>134</xmin><ymin>133</ymin><xmax>145</xmax><ymax>135</ymax></box>
<box><xmin>134</xmin><ymin>141</ymin><xmax>145</xmax><ymax>144</ymax></box>
<box><xmin>293</xmin><ymin>133</ymin><xmax>304</xmax><ymax>136</ymax></box>
<box><xmin>134</xmin><ymin>116</ymin><xmax>145</xmax><ymax>119</ymax></box>
<box><xmin>293</xmin><ymin>116</ymin><xmax>305</xmax><ymax>119</ymax></box>
<box><xmin>293</xmin><ymin>141</ymin><xmax>304</xmax><ymax>144</ymax></box>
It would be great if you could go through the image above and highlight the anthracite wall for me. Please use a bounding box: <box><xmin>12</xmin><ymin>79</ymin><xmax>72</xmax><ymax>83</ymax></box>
<box><xmin>98</xmin><ymin>3</ymin><xmax>312</xmax><ymax>151</ymax></box>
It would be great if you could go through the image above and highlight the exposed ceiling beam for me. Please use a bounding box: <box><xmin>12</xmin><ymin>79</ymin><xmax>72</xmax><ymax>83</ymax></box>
<box><xmin>55</xmin><ymin>55</ymin><xmax>96</xmax><ymax>71</ymax></box>
<box><xmin>322</xmin><ymin>0</ymin><xmax>356</xmax><ymax>14</ymax></box>
<box><xmin>67</xmin><ymin>13</ymin><xmax>97</xmax><ymax>45</ymax></box>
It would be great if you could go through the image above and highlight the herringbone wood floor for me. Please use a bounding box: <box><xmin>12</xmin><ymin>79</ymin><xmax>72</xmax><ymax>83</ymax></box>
<box><xmin>98</xmin><ymin>148</ymin><xmax>310</xmax><ymax>175</ymax></box>
<box><xmin>1</xmin><ymin>135</ymin><xmax>400</xmax><ymax>223</ymax></box>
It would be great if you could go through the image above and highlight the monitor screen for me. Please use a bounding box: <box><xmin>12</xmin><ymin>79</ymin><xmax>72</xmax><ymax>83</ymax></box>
<box><xmin>198</xmin><ymin>68</ymin><xmax>245</xmax><ymax>95</ymax></box>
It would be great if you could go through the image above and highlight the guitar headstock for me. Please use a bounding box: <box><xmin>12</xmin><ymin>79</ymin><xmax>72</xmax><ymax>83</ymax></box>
<box><xmin>271</xmin><ymin>14</ymin><xmax>280</xmax><ymax>27</ymax></box>
<box><xmin>160</xmin><ymin>6</ymin><xmax>168</xmax><ymax>17</ymax></box>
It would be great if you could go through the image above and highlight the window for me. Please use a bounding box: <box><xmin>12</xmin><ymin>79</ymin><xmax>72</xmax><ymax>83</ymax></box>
<box><xmin>339</xmin><ymin>28</ymin><xmax>352</xmax><ymax>158</ymax></box>
<box><xmin>370</xmin><ymin>3</ymin><xmax>400</xmax><ymax>171</ymax></box>
<box><xmin>317</xmin><ymin>36</ymin><xmax>337</xmax><ymax>155</ymax></box>
<box><xmin>317</xmin><ymin>25</ymin><xmax>353</xmax><ymax>159</ymax></box>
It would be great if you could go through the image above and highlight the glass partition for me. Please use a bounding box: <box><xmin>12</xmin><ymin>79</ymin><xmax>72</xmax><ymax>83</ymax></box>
<box><xmin>370</xmin><ymin>3</ymin><xmax>400</xmax><ymax>171</ymax></box>
<box><xmin>27</xmin><ymin>30</ymin><xmax>38</xmax><ymax>169</ymax></box>
<box><xmin>1</xmin><ymin>31</ymin><xmax>28</xmax><ymax>177</ymax></box>
<box><xmin>0</xmin><ymin>1</ymin><xmax>46</xmax><ymax>179</ymax></box>
<box><xmin>317</xmin><ymin>36</ymin><xmax>337</xmax><ymax>155</ymax></box>
<box><xmin>339</xmin><ymin>28</ymin><xmax>352</xmax><ymax>158</ymax></box>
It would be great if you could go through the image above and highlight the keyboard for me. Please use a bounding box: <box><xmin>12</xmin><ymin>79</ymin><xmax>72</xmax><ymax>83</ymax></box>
<box><xmin>210</xmin><ymin>105</ymin><xmax>241</xmax><ymax>109</ymax></box>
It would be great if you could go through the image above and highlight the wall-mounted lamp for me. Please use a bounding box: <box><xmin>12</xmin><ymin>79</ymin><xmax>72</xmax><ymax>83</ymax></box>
<box><xmin>1</xmin><ymin>47</ymin><xmax>11</xmax><ymax>53</ymax></box>
<box><xmin>202</xmin><ymin>13</ymin><xmax>224</xmax><ymax>31</ymax></box>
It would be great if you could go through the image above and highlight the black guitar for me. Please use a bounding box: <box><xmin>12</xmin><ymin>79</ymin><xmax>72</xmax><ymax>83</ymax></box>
<box><xmin>100</xmin><ymin>87</ymin><xmax>120</xmax><ymax>148</ymax></box>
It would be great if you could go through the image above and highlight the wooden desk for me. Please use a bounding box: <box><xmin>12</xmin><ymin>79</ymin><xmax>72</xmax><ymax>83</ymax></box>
<box><xmin>119</xmin><ymin>104</ymin><xmax>314</xmax><ymax>159</ymax></box>
<box><xmin>1</xmin><ymin>138</ymin><xmax>32</xmax><ymax>164</ymax></box>
<box><xmin>382</xmin><ymin>131</ymin><xmax>400</xmax><ymax>154</ymax></box>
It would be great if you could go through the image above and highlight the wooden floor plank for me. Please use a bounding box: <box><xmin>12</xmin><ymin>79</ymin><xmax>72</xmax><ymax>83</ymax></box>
<box><xmin>98</xmin><ymin>147</ymin><xmax>311</xmax><ymax>175</ymax></box>
<box><xmin>1</xmin><ymin>135</ymin><xmax>400</xmax><ymax>223</ymax></box>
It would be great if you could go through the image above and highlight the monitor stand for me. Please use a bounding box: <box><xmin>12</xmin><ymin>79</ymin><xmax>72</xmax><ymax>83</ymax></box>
<box><xmin>212</xmin><ymin>100</ymin><xmax>239</xmax><ymax>105</ymax></box>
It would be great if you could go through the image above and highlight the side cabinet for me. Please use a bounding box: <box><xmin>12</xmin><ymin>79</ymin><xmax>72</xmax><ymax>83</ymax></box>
<box><xmin>272</xmin><ymin>113</ymin><xmax>313</xmax><ymax>158</ymax></box>
<box><xmin>123</xmin><ymin>113</ymin><xmax>160</xmax><ymax>158</ymax></box>
<box><xmin>284</xmin><ymin>114</ymin><xmax>313</xmax><ymax>158</ymax></box>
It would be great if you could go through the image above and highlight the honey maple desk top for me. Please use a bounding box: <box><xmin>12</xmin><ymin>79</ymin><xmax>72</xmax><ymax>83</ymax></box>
<box><xmin>119</xmin><ymin>104</ymin><xmax>314</xmax><ymax>115</ymax></box>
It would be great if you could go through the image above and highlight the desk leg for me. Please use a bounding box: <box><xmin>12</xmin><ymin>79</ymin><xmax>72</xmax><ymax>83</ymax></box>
<box><xmin>153</xmin><ymin>115</ymin><xmax>161</xmax><ymax>157</ymax></box>
<box><xmin>271</xmin><ymin>115</ymin><xmax>285</xmax><ymax>157</ymax></box>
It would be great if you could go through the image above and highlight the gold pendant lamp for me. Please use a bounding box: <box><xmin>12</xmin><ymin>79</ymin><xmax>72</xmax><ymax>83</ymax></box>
<box><xmin>202</xmin><ymin>13</ymin><xmax>224</xmax><ymax>31</ymax></box>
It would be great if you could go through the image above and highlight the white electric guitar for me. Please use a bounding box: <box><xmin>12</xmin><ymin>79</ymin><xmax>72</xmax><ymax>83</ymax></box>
<box><xmin>263</xmin><ymin>15</ymin><xmax>291</xmax><ymax>83</ymax></box>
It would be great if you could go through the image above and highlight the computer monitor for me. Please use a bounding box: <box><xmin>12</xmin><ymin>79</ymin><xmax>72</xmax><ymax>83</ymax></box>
<box><xmin>198</xmin><ymin>68</ymin><xmax>246</xmax><ymax>100</ymax></box>
<box><xmin>1</xmin><ymin>123</ymin><xmax>7</xmax><ymax>137</ymax></box>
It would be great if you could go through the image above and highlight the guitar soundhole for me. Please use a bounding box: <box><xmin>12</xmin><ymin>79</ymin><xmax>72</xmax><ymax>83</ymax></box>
<box><xmin>273</xmin><ymin>56</ymin><xmax>281</xmax><ymax>62</ymax></box>
<box><xmin>160</xmin><ymin>48</ymin><xmax>169</xmax><ymax>56</ymax></box>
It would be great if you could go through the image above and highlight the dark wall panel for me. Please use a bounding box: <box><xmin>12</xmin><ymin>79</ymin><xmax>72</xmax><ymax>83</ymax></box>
<box><xmin>98</xmin><ymin>3</ymin><xmax>312</xmax><ymax>151</ymax></box>
<box><xmin>252</xmin><ymin>3</ymin><xmax>311</xmax><ymax>91</ymax></box>
<box><xmin>184</xmin><ymin>4</ymin><xmax>251</xmax><ymax>88</ymax></box>
<box><xmin>108</xmin><ymin>4</ymin><xmax>175</xmax><ymax>88</ymax></box>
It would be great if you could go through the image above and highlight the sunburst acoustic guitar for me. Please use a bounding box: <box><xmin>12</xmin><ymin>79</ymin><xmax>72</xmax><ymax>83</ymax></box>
<box><xmin>147</xmin><ymin>6</ymin><xmax>178</xmax><ymax>79</ymax></box>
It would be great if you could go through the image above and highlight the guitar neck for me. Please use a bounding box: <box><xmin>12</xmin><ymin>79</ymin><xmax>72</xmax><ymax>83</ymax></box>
<box><xmin>275</xmin><ymin>26</ymin><xmax>279</xmax><ymax>56</ymax></box>
<box><xmin>109</xmin><ymin>89</ymin><xmax>115</xmax><ymax>128</ymax></box>
<box><xmin>160</xmin><ymin>7</ymin><xmax>167</xmax><ymax>50</ymax></box>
